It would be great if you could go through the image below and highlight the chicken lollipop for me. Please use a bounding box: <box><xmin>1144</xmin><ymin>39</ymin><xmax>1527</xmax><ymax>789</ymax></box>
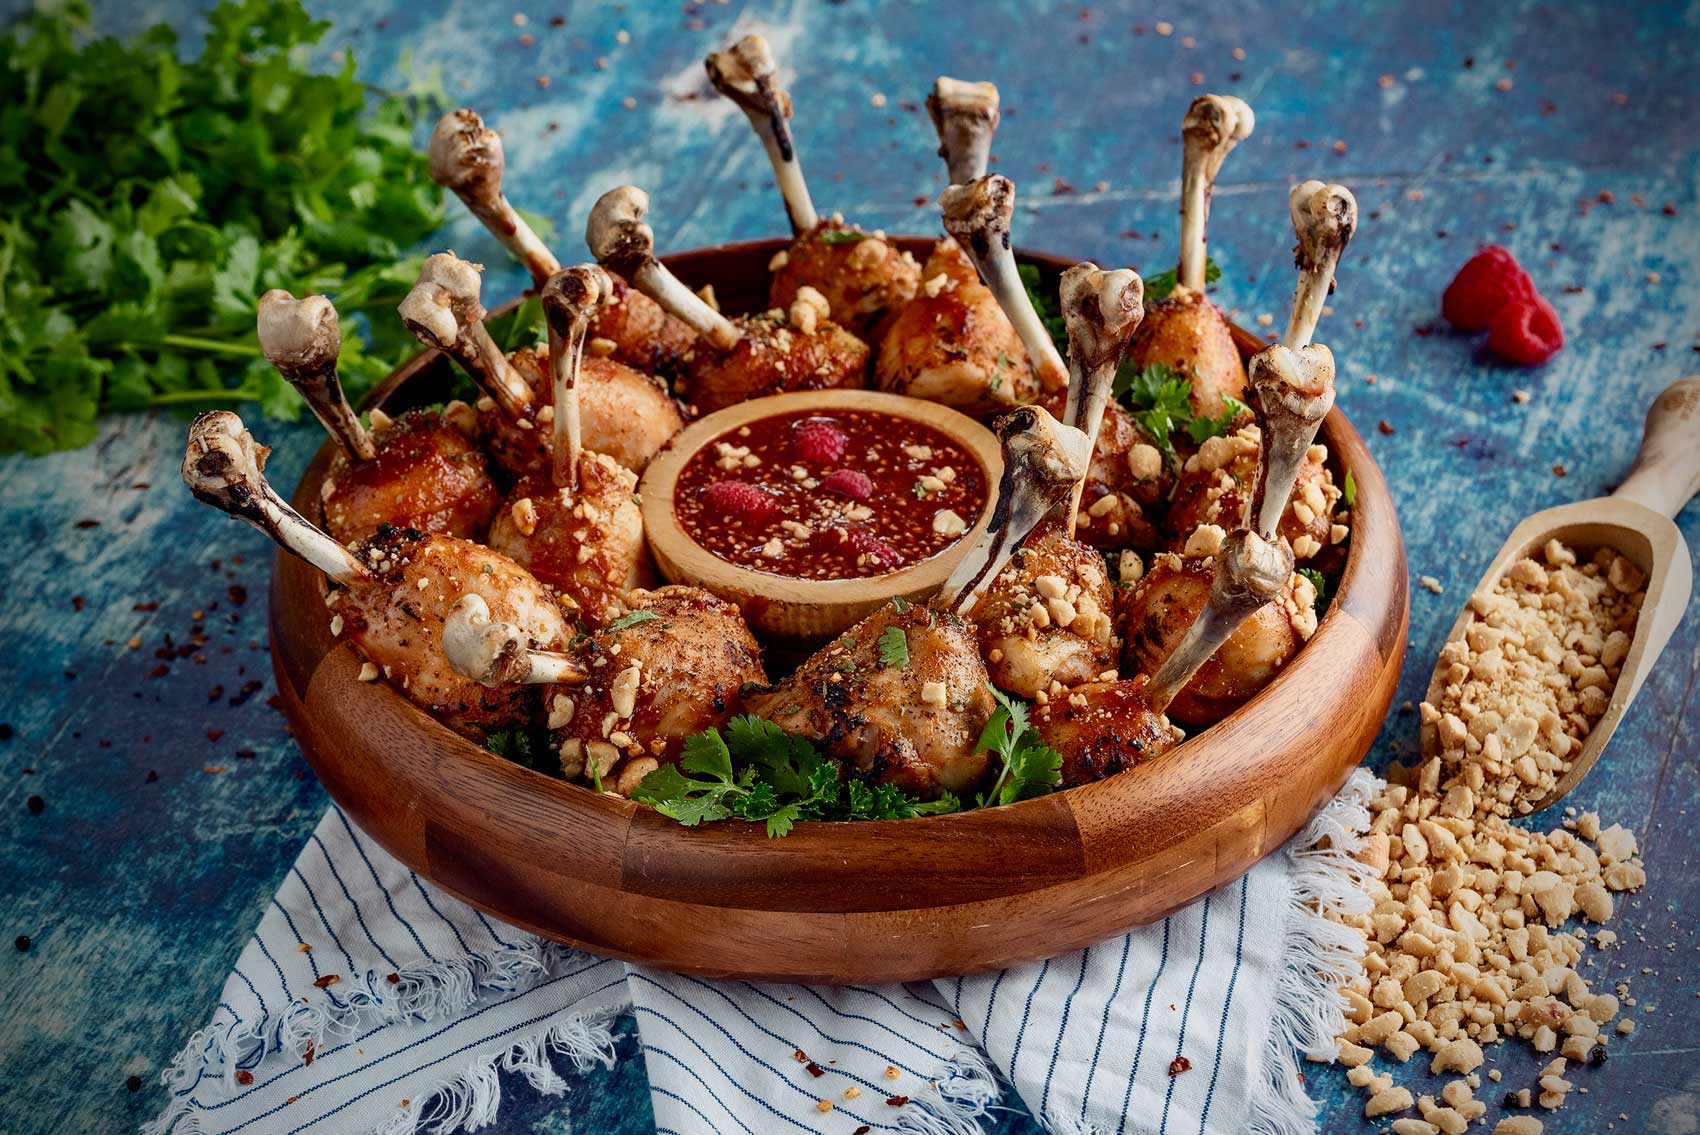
<box><xmin>1165</xmin><ymin>180</ymin><xmax>1357</xmax><ymax>563</ymax></box>
<box><xmin>256</xmin><ymin>290</ymin><xmax>499</xmax><ymax>544</ymax></box>
<box><xmin>586</xmin><ymin>186</ymin><xmax>869</xmax><ymax>414</ymax></box>
<box><xmin>1124</xmin><ymin>94</ymin><xmax>1255</xmax><ymax>420</ymax></box>
<box><xmin>876</xmin><ymin>77</ymin><xmax>1038</xmax><ymax>418</ymax></box>
<box><xmin>427</xmin><ymin>107</ymin><xmax>696</xmax><ymax>378</ymax></box>
<box><xmin>744</xmin><ymin>405</ymin><xmax>1093</xmax><ymax>798</ymax></box>
<box><xmin>942</xmin><ymin>175</ymin><xmax>1170</xmax><ymax>549</ymax></box>
<box><xmin>483</xmin><ymin>267</ymin><xmax>652</xmax><ymax>627</ymax></box>
<box><xmin>964</xmin><ymin>264</ymin><xmax>1145</xmax><ymax>699</ymax></box>
<box><xmin>706</xmin><ymin>34</ymin><xmax>920</xmax><ymax>339</ymax></box>
<box><xmin>181</xmin><ymin>411</ymin><xmax>569</xmax><ymax>739</ymax></box>
<box><xmin>443</xmin><ymin>586</ymin><xmax>767</xmax><ymax>794</ymax></box>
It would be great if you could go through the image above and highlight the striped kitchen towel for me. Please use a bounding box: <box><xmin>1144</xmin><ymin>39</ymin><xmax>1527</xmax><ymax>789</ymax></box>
<box><xmin>145</xmin><ymin>770</ymin><xmax>1378</xmax><ymax>1135</ymax></box>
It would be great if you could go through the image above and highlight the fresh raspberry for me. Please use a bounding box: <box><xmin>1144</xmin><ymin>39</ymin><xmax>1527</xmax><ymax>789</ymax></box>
<box><xmin>1486</xmin><ymin>295</ymin><xmax>1565</xmax><ymax>366</ymax></box>
<box><xmin>1442</xmin><ymin>245</ymin><xmax>1537</xmax><ymax>331</ymax></box>
<box><xmin>819</xmin><ymin>468</ymin><xmax>873</xmax><ymax>500</ymax></box>
<box><xmin>703</xmin><ymin>480</ymin><xmax>776</xmax><ymax>522</ymax></box>
<box><xmin>792</xmin><ymin>419</ymin><xmax>848</xmax><ymax>464</ymax></box>
<box><xmin>842</xmin><ymin>528</ymin><xmax>901</xmax><ymax>569</ymax></box>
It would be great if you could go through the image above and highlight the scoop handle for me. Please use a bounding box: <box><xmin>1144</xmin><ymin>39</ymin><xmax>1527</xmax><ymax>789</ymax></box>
<box><xmin>1612</xmin><ymin>376</ymin><xmax>1700</xmax><ymax>519</ymax></box>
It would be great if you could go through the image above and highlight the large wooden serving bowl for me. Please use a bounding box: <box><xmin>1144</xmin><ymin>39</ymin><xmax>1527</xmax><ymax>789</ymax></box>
<box><xmin>270</xmin><ymin>238</ymin><xmax>1408</xmax><ymax>984</ymax></box>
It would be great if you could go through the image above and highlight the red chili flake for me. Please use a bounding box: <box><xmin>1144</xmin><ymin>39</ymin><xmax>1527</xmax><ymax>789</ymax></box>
<box><xmin>886</xmin><ymin>1095</ymin><xmax>909</xmax><ymax>1107</ymax></box>
<box><xmin>303</xmin><ymin>1041</ymin><xmax>315</xmax><ymax>1067</ymax></box>
<box><xmin>15</xmin><ymin>935</ymin><xmax>30</xmax><ymax>951</ymax></box>
<box><xmin>126</xmin><ymin>1074</ymin><xmax>142</xmax><ymax>1092</ymax></box>
<box><xmin>235</xmin><ymin>1069</ymin><xmax>254</xmax><ymax>1086</ymax></box>
<box><xmin>792</xmin><ymin>1049</ymin><xmax>809</xmax><ymax>1063</ymax></box>
<box><xmin>227</xmin><ymin>585</ymin><xmax>248</xmax><ymax>605</ymax></box>
<box><xmin>854</xmin><ymin>1127</ymin><xmax>871</xmax><ymax>1135</ymax></box>
<box><xmin>1377</xmin><ymin>420</ymin><xmax>1396</xmax><ymax>435</ymax></box>
<box><xmin>519</xmin><ymin>32</ymin><xmax>535</xmax><ymax>46</ymax></box>
<box><xmin>913</xmin><ymin>196</ymin><xmax>927</xmax><ymax>206</ymax></box>
<box><xmin>387</xmin><ymin>973</ymin><xmax>401</xmax><ymax>984</ymax></box>
<box><xmin>313</xmin><ymin>974</ymin><xmax>341</xmax><ymax>989</ymax></box>
<box><xmin>535</xmin><ymin>75</ymin><xmax>551</xmax><ymax>88</ymax></box>
<box><xmin>1168</xmin><ymin>1056</ymin><xmax>1192</xmax><ymax>1076</ymax></box>
<box><xmin>147</xmin><ymin>664</ymin><xmax>170</xmax><ymax>679</ymax></box>
<box><xmin>206</xmin><ymin>729</ymin><xmax>225</xmax><ymax>742</ymax></box>
<box><xmin>805</xmin><ymin>1062</ymin><xmax>826</xmax><ymax>1078</ymax></box>
<box><xmin>1652</xmin><ymin>342</ymin><xmax>1667</xmax><ymax>351</ymax></box>
<box><xmin>25</xmin><ymin>795</ymin><xmax>43</xmax><ymax>814</ymax></box>
<box><xmin>1597</xmin><ymin>190</ymin><xmax>1615</xmax><ymax>204</ymax></box>
<box><xmin>133</xmin><ymin>601</ymin><xmax>159</xmax><ymax>613</ymax></box>
<box><xmin>203</xmin><ymin>766</ymin><xmax>227</xmax><ymax>774</ymax></box>
<box><xmin>75</xmin><ymin>519</ymin><xmax>100</xmax><ymax>529</ymax></box>
<box><xmin>1664</xmin><ymin>203</ymin><xmax>1680</xmax><ymax>216</ymax></box>
<box><xmin>145</xmin><ymin>770</ymin><xmax>159</xmax><ymax>783</ymax></box>
<box><xmin>1553</xmin><ymin>464</ymin><xmax>1568</xmax><ymax>477</ymax></box>
<box><xmin>71</xmin><ymin>596</ymin><xmax>86</xmax><ymax>611</ymax></box>
<box><xmin>236</xmin><ymin>748</ymin><xmax>257</xmax><ymax>760</ymax></box>
<box><xmin>297</xmin><ymin>943</ymin><xmax>313</xmax><ymax>953</ymax></box>
<box><xmin>549</xmin><ymin>14</ymin><xmax>565</xmax><ymax>25</ymax></box>
<box><xmin>1052</xmin><ymin>177</ymin><xmax>1075</xmax><ymax>195</ymax></box>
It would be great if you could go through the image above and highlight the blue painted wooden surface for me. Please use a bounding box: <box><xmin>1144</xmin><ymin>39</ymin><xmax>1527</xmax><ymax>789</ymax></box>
<box><xmin>2</xmin><ymin>1</ymin><xmax>1697</xmax><ymax>1132</ymax></box>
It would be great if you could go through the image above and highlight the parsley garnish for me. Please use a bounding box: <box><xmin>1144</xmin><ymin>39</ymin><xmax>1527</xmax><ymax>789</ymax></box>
<box><xmin>1298</xmin><ymin>566</ymin><xmax>1329</xmax><ymax>604</ymax></box>
<box><xmin>973</xmin><ymin>686</ymin><xmax>1064</xmax><ymax>808</ymax></box>
<box><xmin>633</xmin><ymin>716</ymin><xmax>959</xmax><ymax>837</ymax></box>
<box><xmin>0</xmin><ymin>0</ymin><xmax>446</xmax><ymax>454</ymax></box>
<box><xmin>1113</xmin><ymin>361</ymin><xmax>1250</xmax><ymax>468</ymax></box>
<box><xmin>608</xmin><ymin>610</ymin><xmax>662</xmax><ymax>632</ymax></box>
<box><xmin>889</xmin><ymin>595</ymin><xmax>912</xmax><ymax>614</ymax></box>
<box><xmin>877</xmin><ymin>625</ymin><xmax>909</xmax><ymax>669</ymax></box>
<box><xmin>484</xmin><ymin>726</ymin><xmax>557</xmax><ymax>777</ymax></box>
<box><xmin>815</xmin><ymin>229</ymin><xmax>869</xmax><ymax>245</ymax></box>
<box><xmin>1142</xmin><ymin>258</ymin><xmax>1221</xmax><ymax>302</ymax></box>
<box><xmin>1342</xmin><ymin>469</ymin><xmax>1358</xmax><ymax>508</ymax></box>
<box><xmin>1187</xmin><ymin>393</ymin><xmax>1252</xmax><ymax>446</ymax></box>
<box><xmin>1016</xmin><ymin>262</ymin><xmax>1069</xmax><ymax>354</ymax></box>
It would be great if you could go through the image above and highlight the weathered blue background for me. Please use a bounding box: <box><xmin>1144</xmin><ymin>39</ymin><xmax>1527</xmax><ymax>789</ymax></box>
<box><xmin>2</xmin><ymin>1</ymin><xmax>1696</xmax><ymax>1132</ymax></box>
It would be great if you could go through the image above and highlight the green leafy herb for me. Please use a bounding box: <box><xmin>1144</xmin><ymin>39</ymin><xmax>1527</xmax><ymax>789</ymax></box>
<box><xmin>1016</xmin><ymin>262</ymin><xmax>1069</xmax><ymax>354</ymax></box>
<box><xmin>1342</xmin><ymin>469</ymin><xmax>1358</xmax><ymax>508</ymax></box>
<box><xmin>815</xmin><ymin>229</ymin><xmax>869</xmax><ymax>245</ymax></box>
<box><xmin>1142</xmin><ymin>257</ymin><xmax>1221</xmax><ymax>302</ymax></box>
<box><xmin>1186</xmin><ymin>392</ymin><xmax>1252</xmax><ymax>446</ymax></box>
<box><xmin>889</xmin><ymin>595</ymin><xmax>912</xmax><ymax>614</ymax></box>
<box><xmin>484</xmin><ymin>726</ymin><xmax>558</xmax><ymax>777</ymax></box>
<box><xmin>877</xmin><ymin>625</ymin><xmax>909</xmax><ymax>669</ymax></box>
<box><xmin>1113</xmin><ymin>361</ymin><xmax>1194</xmax><ymax>467</ymax></box>
<box><xmin>633</xmin><ymin>715</ymin><xmax>959</xmax><ymax>838</ymax></box>
<box><xmin>974</xmin><ymin>686</ymin><xmax>1063</xmax><ymax>808</ymax></box>
<box><xmin>1298</xmin><ymin>566</ymin><xmax>1329</xmax><ymax>604</ymax></box>
<box><xmin>0</xmin><ymin>0</ymin><xmax>444</xmax><ymax>454</ymax></box>
<box><xmin>608</xmin><ymin>609</ymin><xmax>662</xmax><ymax>632</ymax></box>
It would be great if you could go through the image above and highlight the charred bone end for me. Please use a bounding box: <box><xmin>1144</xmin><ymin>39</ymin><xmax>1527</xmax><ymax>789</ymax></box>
<box><xmin>927</xmin><ymin>76</ymin><xmax>1001</xmax><ymax>185</ymax></box>
<box><xmin>938</xmin><ymin>175</ymin><xmax>1014</xmax><ymax>260</ymax></box>
<box><xmin>585</xmin><ymin>187</ymin><xmax>657</xmax><ymax>283</ymax></box>
<box><xmin>256</xmin><ymin>290</ymin><xmax>374</xmax><ymax>463</ymax></box>
<box><xmin>1289</xmin><ymin>179</ymin><xmax>1358</xmax><ymax>274</ymax></box>
<box><xmin>428</xmin><ymin>108</ymin><xmax>504</xmax><ymax>203</ymax></box>
<box><xmin>1247</xmin><ymin>342</ymin><xmax>1337</xmax><ymax>539</ymax></box>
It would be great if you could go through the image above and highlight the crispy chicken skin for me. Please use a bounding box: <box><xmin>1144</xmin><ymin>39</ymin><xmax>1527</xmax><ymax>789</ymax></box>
<box><xmin>484</xmin><ymin>453</ymin><xmax>651</xmax><ymax>628</ymax></box>
<box><xmin>550</xmin><ymin>586</ymin><xmax>766</xmax><ymax>776</ymax></box>
<box><xmin>875</xmin><ymin>238</ymin><xmax>1037</xmax><ymax>418</ymax></box>
<box><xmin>330</xmin><ymin>526</ymin><xmax>570</xmax><ymax>739</ymax></box>
<box><xmin>1123</xmin><ymin>289</ymin><xmax>1247</xmax><ymax>420</ymax></box>
<box><xmin>1165</xmin><ymin>424</ymin><xmax>1342</xmax><ymax>559</ymax></box>
<box><xmin>1116</xmin><ymin>550</ymin><xmax>1319</xmax><ymax>725</ymax></box>
<box><xmin>770</xmin><ymin>219</ymin><xmax>921</xmax><ymax>341</ymax></box>
<box><xmin>1031</xmin><ymin>675</ymin><xmax>1182</xmax><ymax>787</ymax></box>
<box><xmin>318</xmin><ymin>408</ymin><xmax>500</xmax><ymax>545</ymax></box>
<box><xmin>590</xmin><ymin>274</ymin><xmax>699</xmax><ymax>381</ymax></box>
<box><xmin>745</xmin><ymin>604</ymin><xmax>995</xmax><ymax>798</ymax></box>
<box><xmin>1068</xmin><ymin>403</ymin><xmax>1171</xmax><ymax>551</ymax></box>
<box><xmin>967</xmin><ymin>527</ymin><xmax>1119</xmax><ymax>698</ymax></box>
<box><xmin>682</xmin><ymin>310</ymin><xmax>870</xmax><ymax>415</ymax></box>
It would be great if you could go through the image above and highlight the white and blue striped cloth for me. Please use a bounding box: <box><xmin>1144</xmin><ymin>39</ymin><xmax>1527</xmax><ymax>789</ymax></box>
<box><xmin>146</xmin><ymin>771</ymin><xmax>1378</xmax><ymax>1135</ymax></box>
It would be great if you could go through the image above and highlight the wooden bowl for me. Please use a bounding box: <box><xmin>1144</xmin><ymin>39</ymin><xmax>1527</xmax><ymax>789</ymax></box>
<box><xmin>638</xmin><ymin>389</ymin><xmax>1003</xmax><ymax>644</ymax></box>
<box><xmin>269</xmin><ymin>238</ymin><xmax>1409</xmax><ymax>984</ymax></box>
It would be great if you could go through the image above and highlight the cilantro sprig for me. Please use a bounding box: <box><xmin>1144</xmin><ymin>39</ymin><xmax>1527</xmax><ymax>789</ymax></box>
<box><xmin>0</xmin><ymin>0</ymin><xmax>445</xmax><ymax>454</ymax></box>
<box><xmin>633</xmin><ymin>716</ymin><xmax>960</xmax><ymax>838</ymax></box>
<box><xmin>1141</xmin><ymin>258</ymin><xmax>1222</xmax><ymax>302</ymax></box>
<box><xmin>973</xmin><ymin>685</ymin><xmax>1064</xmax><ymax>808</ymax></box>
<box><xmin>1113</xmin><ymin>360</ymin><xmax>1250</xmax><ymax>469</ymax></box>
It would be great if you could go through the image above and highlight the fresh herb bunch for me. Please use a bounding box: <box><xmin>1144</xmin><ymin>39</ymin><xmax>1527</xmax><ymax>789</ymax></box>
<box><xmin>0</xmin><ymin>0</ymin><xmax>445</xmax><ymax>455</ymax></box>
<box><xmin>632</xmin><ymin>715</ymin><xmax>960</xmax><ymax>838</ymax></box>
<box><xmin>1113</xmin><ymin>360</ymin><xmax>1250</xmax><ymax>468</ymax></box>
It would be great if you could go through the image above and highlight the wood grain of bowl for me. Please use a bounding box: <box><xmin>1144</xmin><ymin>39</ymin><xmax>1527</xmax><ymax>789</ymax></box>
<box><xmin>269</xmin><ymin>238</ymin><xmax>1409</xmax><ymax>984</ymax></box>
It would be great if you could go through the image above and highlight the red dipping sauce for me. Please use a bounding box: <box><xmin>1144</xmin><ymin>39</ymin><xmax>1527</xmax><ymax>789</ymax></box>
<box><xmin>673</xmin><ymin>409</ymin><xmax>989</xmax><ymax>580</ymax></box>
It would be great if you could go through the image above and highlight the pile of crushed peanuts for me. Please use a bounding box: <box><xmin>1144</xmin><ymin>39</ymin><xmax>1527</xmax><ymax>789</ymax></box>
<box><xmin>1325</xmin><ymin>539</ymin><xmax>1648</xmax><ymax>1135</ymax></box>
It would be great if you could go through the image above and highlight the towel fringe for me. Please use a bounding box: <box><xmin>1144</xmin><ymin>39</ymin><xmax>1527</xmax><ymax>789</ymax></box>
<box><xmin>1245</xmin><ymin>768</ymin><xmax>1383</xmax><ymax>1135</ymax></box>
<box><xmin>895</xmin><ymin>1047</ymin><xmax>1002</xmax><ymax>1135</ymax></box>
<box><xmin>369</xmin><ymin>1009</ymin><xmax>620</xmax><ymax>1135</ymax></box>
<box><xmin>143</xmin><ymin>938</ymin><xmax>585</xmax><ymax>1135</ymax></box>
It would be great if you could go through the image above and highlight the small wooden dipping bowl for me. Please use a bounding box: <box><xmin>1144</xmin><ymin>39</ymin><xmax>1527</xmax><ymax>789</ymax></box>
<box><xmin>639</xmin><ymin>389</ymin><xmax>1003</xmax><ymax>644</ymax></box>
<box><xmin>269</xmin><ymin>238</ymin><xmax>1410</xmax><ymax>984</ymax></box>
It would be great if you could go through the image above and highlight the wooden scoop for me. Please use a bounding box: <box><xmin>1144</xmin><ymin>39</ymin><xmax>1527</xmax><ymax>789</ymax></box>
<box><xmin>1422</xmin><ymin>376</ymin><xmax>1700</xmax><ymax>812</ymax></box>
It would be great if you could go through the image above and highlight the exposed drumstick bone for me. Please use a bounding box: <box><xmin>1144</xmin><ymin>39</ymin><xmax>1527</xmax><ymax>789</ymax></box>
<box><xmin>1246</xmin><ymin>342</ymin><xmax>1337</xmax><ymax>541</ymax></box>
<box><xmin>398</xmin><ymin>252</ymin><xmax>534</xmax><ymax>421</ymax></box>
<box><xmin>1282</xmin><ymin>180</ymin><xmax>1357</xmax><ymax>350</ymax></box>
<box><xmin>540</xmin><ymin>265</ymin><xmax>611</xmax><ymax>491</ymax></box>
<box><xmin>927</xmin><ymin>76</ymin><xmax>1001</xmax><ymax>185</ymax></box>
<box><xmin>443</xmin><ymin>595</ymin><xmax>588</xmax><ymax>687</ymax></box>
<box><xmin>586</xmin><ymin>186</ymin><xmax>740</xmax><ymax>352</ymax></box>
<box><xmin>428</xmin><ymin>109</ymin><xmax>561</xmax><ymax>288</ymax></box>
<box><xmin>937</xmin><ymin>406</ymin><xmax>1093</xmax><ymax>614</ymax></box>
<box><xmin>1144</xmin><ymin>528</ymin><xmax>1292</xmax><ymax>714</ymax></box>
<box><xmin>256</xmin><ymin>290</ymin><xmax>375</xmax><ymax>463</ymax></box>
<box><xmin>181</xmin><ymin>411</ymin><xmax>367</xmax><ymax>585</ymax></box>
<box><xmin>1178</xmin><ymin>94</ymin><xmax>1254</xmax><ymax>293</ymax></box>
<box><xmin>1058</xmin><ymin>263</ymin><xmax>1145</xmax><ymax>534</ymax></box>
<box><xmin>939</xmin><ymin>175</ymin><xmax>1068</xmax><ymax>394</ymax></box>
<box><xmin>705</xmin><ymin>35</ymin><xmax>818</xmax><ymax>234</ymax></box>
